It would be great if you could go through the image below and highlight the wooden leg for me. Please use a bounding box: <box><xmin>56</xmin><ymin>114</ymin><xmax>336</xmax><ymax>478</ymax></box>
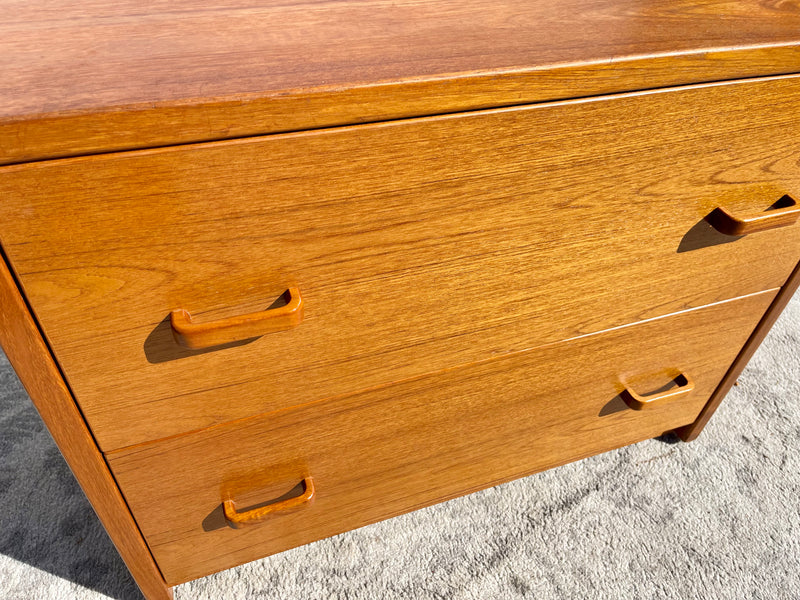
<box><xmin>676</xmin><ymin>260</ymin><xmax>800</xmax><ymax>442</ymax></box>
<box><xmin>0</xmin><ymin>257</ymin><xmax>173</xmax><ymax>600</ymax></box>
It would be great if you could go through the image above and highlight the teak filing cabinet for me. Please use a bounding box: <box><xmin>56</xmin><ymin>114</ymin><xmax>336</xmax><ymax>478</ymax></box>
<box><xmin>1</xmin><ymin>2</ymin><xmax>800</xmax><ymax>598</ymax></box>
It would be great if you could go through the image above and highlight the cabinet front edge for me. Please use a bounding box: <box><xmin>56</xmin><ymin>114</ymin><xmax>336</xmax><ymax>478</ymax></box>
<box><xmin>2</xmin><ymin>44</ymin><xmax>799</xmax><ymax>166</ymax></box>
<box><xmin>0</xmin><ymin>250</ymin><xmax>173</xmax><ymax>600</ymax></box>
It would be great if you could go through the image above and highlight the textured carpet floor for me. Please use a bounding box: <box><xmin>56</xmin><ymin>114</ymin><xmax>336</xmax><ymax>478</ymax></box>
<box><xmin>1</xmin><ymin>296</ymin><xmax>799</xmax><ymax>600</ymax></box>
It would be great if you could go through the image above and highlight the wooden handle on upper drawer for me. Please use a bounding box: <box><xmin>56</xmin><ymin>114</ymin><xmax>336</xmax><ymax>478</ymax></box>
<box><xmin>223</xmin><ymin>477</ymin><xmax>315</xmax><ymax>529</ymax></box>
<box><xmin>170</xmin><ymin>287</ymin><xmax>303</xmax><ymax>349</ymax></box>
<box><xmin>707</xmin><ymin>195</ymin><xmax>799</xmax><ymax>236</ymax></box>
<box><xmin>620</xmin><ymin>373</ymin><xmax>694</xmax><ymax>411</ymax></box>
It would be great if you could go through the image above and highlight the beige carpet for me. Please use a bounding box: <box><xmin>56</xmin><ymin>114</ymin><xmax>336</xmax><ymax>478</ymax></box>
<box><xmin>1</xmin><ymin>295</ymin><xmax>799</xmax><ymax>600</ymax></box>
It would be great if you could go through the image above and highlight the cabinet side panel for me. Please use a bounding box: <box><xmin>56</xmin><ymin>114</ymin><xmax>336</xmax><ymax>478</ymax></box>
<box><xmin>0</xmin><ymin>254</ymin><xmax>173</xmax><ymax>600</ymax></box>
<box><xmin>677</xmin><ymin>260</ymin><xmax>800</xmax><ymax>442</ymax></box>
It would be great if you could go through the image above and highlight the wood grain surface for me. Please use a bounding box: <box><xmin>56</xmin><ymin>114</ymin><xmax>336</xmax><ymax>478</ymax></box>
<box><xmin>107</xmin><ymin>289</ymin><xmax>778</xmax><ymax>585</ymax></box>
<box><xmin>0</xmin><ymin>256</ymin><xmax>173</xmax><ymax>599</ymax></box>
<box><xmin>1</xmin><ymin>1</ymin><xmax>800</xmax><ymax>164</ymax></box>
<box><xmin>2</xmin><ymin>75</ymin><xmax>800</xmax><ymax>450</ymax></box>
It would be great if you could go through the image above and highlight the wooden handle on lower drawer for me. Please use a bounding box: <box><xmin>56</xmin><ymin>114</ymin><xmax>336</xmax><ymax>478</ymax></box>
<box><xmin>223</xmin><ymin>476</ymin><xmax>315</xmax><ymax>529</ymax></box>
<box><xmin>707</xmin><ymin>194</ymin><xmax>799</xmax><ymax>236</ymax></box>
<box><xmin>170</xmin><ymin>287</ymin><xmax>303</xmax><ymax>349</ymax></box>
<box><xmin>620</xmin><ymin>373</ymin><xmax>694</xmax><ymax>411</ymax></box>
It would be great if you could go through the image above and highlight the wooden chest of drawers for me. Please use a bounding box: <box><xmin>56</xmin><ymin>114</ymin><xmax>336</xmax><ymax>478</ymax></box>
<box><xmin>2</xmin><ymin>2</ymin><xmax>800</xmax><ymax>598</ymax></box>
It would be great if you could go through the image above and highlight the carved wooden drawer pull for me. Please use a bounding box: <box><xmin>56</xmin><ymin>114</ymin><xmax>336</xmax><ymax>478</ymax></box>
<box><xmin>707</xmin><ymin>195</ymin><xmax>799</xmax><ymax>236</ymax></box>
<box><xmin>620</xmin><ymin>373</ymin><xmax>695</xmax><ymax>411</ymax></box>
<box><xmin>170</xmin><ymin>287</ymin><xmax>303</xmax><ymax>349</ymax></box>
<box><xmin>223</xmin><ymin>477</ymin><xmax>315</xmax><ymax>529</ymax></box>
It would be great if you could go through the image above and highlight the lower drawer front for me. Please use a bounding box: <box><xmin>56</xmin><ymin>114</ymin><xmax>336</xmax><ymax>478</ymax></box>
<box><xmin>108</xmin><ymin>290</ymin><xmax>776</xmax><ymax>585</ymax></box>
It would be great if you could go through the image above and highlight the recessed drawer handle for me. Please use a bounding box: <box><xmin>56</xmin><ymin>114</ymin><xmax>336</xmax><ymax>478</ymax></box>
<box><xmin>223</xmin><ymin>476</ymin><xmax>315</xmax><ymax>529</ymax></box>
<box><xmin>620</xmin><ymin>373</ymin><xmax>694</xmax><ymax>411</ymax></box>
<box><xmin>707</xmin><ymin>195</ymin><xmax>799</xmax><ymax>236</ymax></box>
<box><xmin>170</xmin><ymin>287</ymin><xmax>303</xmax><ymax>349</ymax></box>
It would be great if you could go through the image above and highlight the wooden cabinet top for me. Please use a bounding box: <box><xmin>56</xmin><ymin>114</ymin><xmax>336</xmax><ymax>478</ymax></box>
<box><xmin>2</xmin><ymin>0</ymin><xmax>800</xmax><ymax>164</ymax></box>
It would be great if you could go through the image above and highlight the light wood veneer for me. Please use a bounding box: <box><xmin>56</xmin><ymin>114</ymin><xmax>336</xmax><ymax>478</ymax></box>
<box><xmin>0</xmin><ymin>254</ymin><xmax>172</xmax><ymax>599</ymax></box>
<box><xmin>1</xmin><ymin>1</ymin><xmax>800</xmax><ymax>164</ymax></box>
<box><xmin>2</xmin><ymin>76</ymin><xmax>799</xmax><ymax>450</ymax></box>
<box><xmin>1</xmin><ymin>4</ymin><xmax>799</xmax><ymax>599</ymax></box>
<box><xmin>108</xmin><ymin>290</ymin><xmax>777</xmax><ymax>585</ymax></box>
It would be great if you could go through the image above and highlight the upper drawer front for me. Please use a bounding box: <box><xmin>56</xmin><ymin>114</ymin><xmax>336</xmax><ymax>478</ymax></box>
<box><xmin>107</xmin><ymin>290</ymin><xmax>777</xmax><ymax>585</ymax></box>
<box><xmin>1</xmin><ymin>76</ymin><xmax>799</xmax><ymax>450</ymax></box>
